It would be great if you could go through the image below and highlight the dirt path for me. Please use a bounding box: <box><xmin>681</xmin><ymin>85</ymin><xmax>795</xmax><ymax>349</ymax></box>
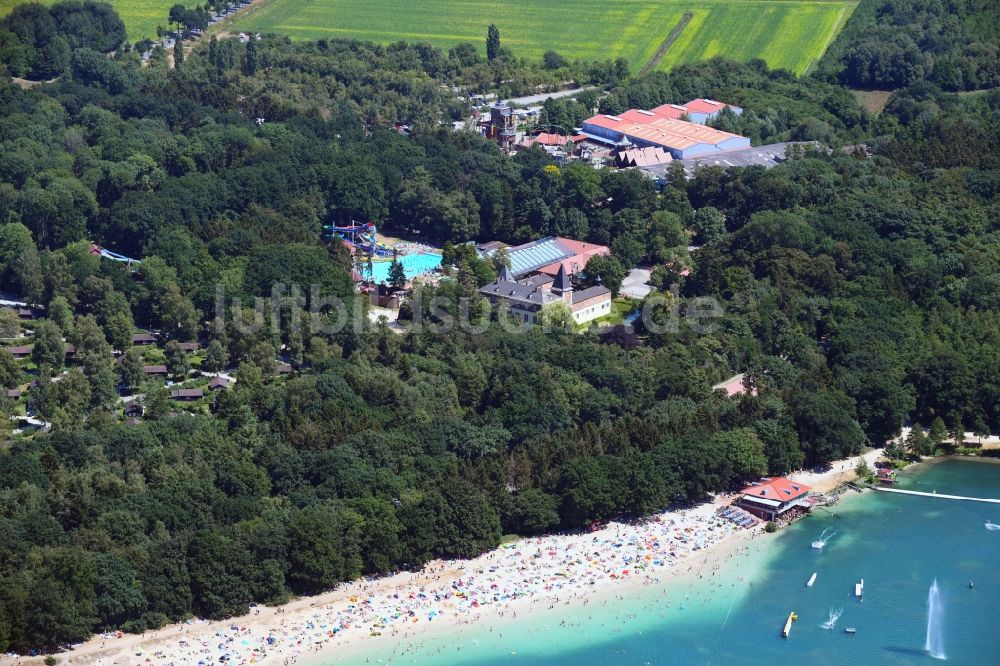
<box><xmin>639</xmin><ymin>11</ymin><xmax>694</xmax><ymax>76</ymax></box>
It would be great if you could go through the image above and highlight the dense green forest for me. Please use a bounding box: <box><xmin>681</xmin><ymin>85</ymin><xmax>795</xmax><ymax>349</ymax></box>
<box><xmin>0</xmin><ymin>0</ymin><xmax>997</xmax><ymax>654</ymax></box>
<box><xmin>0</xmin><ymin>1</ymin><xmax>125</xmax><ymax>80</ymax></box>
<box><xmin>814</xmin><ymin>0</ymin><xmax>1000</xmax><ymax>91</ymax></box>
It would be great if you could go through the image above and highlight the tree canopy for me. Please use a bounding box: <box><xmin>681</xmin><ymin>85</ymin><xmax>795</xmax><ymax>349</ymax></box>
<box><xmin>0</xmin><ymin>0</ymin><xmax>997</xmax><ymax>653</ymax></box>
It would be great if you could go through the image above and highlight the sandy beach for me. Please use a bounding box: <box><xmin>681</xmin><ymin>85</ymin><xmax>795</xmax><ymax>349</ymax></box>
<box><xmin>787</xmin><ymin>448</ymin><xmax>884</xmax><ymax>494</ymax></box>
<box><xmin>1</xmin><ymin>448</ymin><xmax>885</xmax><ymax>666</ymax></box>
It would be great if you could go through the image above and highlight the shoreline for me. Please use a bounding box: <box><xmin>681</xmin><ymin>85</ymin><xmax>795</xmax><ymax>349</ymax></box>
<box><xmin>318</xmin><ymin>524</ymin><xmax>766</xmax><ymax>665</ymax></box>
<box><xmin>0</xmin><ymin>449</ymin><xmax>886</xmax><ymax>666</ymax></box>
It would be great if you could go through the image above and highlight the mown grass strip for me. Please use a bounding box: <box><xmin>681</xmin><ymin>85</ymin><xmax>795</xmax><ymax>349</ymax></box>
<box><xmin>639</xmin><ymin>10</ymin><xmax>694</xmax><ymax>76</ymax></box>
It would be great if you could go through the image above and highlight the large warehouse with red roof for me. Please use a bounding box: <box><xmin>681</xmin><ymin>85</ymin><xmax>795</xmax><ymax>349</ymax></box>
<box><xmin>579</xmin><ymin>98</ymin><xmax>748</xmax><ymax>159</ymax></box>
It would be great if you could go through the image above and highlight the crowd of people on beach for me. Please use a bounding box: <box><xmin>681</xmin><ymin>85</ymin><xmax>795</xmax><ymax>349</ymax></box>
<box><xmin>389</xmin><ymin>240</ymin><xmax>438</xmax><ymax>257</ymax></box>
<box><xmin>64</xmin><ymin>506</ymin><xmax>744</xmax><ymax>666</ymax></box>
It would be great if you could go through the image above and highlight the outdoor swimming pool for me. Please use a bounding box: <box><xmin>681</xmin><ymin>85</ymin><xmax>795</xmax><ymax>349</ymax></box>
<box><xmin>368</xmin><ymin>252</ymin><xmax>441</xmax><ymax>283</ymax></box>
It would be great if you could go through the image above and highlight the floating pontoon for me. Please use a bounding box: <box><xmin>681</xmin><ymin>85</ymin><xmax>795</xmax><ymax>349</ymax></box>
<box><xmin>782</xmin><ymin>611</ymin><xmax>798</xmax><ymax>638</ymax></box>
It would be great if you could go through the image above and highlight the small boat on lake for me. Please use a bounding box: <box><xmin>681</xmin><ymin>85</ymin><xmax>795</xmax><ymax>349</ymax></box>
<box><xmin>812</xmin><ymin>527</ymin><xmax>837</xmax><ymax>549</ymax></box>
<box><xmin>782</xmin><ymin>611</ymin><xmax>798</xmax><ymax>638</ymax></box>
<box><xmin>806</xmin><ymin>572</ymin><xmax>817</xmax><ymax>587</ymax></box>
<box><xmin>845</xmin><ymin>627</ymin><xmax>856</xmax><ymax>634</ymax></box>
<box><xmin>855</xmin><ymin>578</ymin><xmax>864</xmax><ymax>600</ymax></box>
<box><xmin>985</xmin><ymin>520</ymin><xmax>1000</xmax><ymax>530</ymax></box>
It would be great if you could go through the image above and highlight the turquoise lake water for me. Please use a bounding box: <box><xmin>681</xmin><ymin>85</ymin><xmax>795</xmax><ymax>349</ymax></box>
<box><xmin>368</xmin><ymin>253</ymin><xmax>441</xmax><ymax>284</ymax></box>
<box><xmin>330</xmin><ymin>459</ymin><xmax>1000</xmax><ymax>665</ymax></box>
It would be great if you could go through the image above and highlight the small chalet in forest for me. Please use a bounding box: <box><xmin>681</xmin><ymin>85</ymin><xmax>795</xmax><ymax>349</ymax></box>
<box><xmin>208</xmin><ymin>376</ymin><xmax>230</xmax><ymax>391</ymax></box>
<box><xmin>131</xmin><ymin>333</ymin><xmax>158</xmax><ymax>345</ymax></box>
<box><xmin>170</xmin><ymin>388</ymin><xmax>204</xmax><ymax>401</ymax></box>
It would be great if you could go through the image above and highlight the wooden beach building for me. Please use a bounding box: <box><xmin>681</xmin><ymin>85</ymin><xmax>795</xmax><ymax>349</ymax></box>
<box><xmin>737</xmin><ymin>477</ymin><xmax>813</xmax><ymax>522</ymax></box>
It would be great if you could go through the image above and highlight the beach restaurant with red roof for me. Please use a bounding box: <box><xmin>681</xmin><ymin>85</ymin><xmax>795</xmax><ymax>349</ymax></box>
<box><xmin>738</xmin><ymin>477</ymin><xmax>812</xmax><ymax>521</ymax></box>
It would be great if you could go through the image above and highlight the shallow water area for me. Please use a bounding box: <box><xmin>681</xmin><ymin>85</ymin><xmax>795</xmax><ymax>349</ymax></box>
<box><xmin>325</xmin><ymin>459</ymin><xmax>1000</xmax><ymax>665</ymax></box>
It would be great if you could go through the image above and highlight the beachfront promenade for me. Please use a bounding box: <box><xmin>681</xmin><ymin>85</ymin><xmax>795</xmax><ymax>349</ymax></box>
<box><xmin>872</xmin><ymin>486</ymin><xmax>1000</xmax><ymax>504</ymax></box>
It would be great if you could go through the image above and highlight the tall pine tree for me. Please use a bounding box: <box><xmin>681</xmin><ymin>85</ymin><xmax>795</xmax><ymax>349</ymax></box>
<box><xmin>388</xmin><ymin>252</ymin><xmax>406</xmax><ymax>289</ymax></box>
<box><xmin>244</xmin><ymin>33</ymin><xmax>258</xmax><ymax>75</ymax></box>
<box><xmin>486</xmin><ymin>24</ymin><xmax>500</xmax><ymax>62</ymax></box>
<box><xmin>208</xmin><ymin>35</ymin><xmax>219</xmax><ymax>70</ymax></box>
<box><xmin>173</xmin><ymin>36</ymin><xmax>184</xmax><ymax>68</ymax></box>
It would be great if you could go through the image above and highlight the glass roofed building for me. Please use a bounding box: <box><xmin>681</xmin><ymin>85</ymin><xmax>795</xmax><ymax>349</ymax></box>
<box><xmin>488</xmin><ymin>236</ymin><xmax>610</xmax><ymax>278</ymax></box>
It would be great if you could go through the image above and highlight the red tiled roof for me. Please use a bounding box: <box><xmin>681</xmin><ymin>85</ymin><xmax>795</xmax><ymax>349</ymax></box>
<box><xmin>581</xmin><ymin>114</ymin><xmax>629</xmax><ymax>132</ymax></box>
<box><xmin>684</xmin><ymin>98</ymin><xmax>726</xmax><ymax>114</ymax></box>
<box><xmin>649</xmin><ymin>103</ymin><xmax>690</xmax><ymax>120</ymax></box>
<box><xmin>619</xmin><ymin>108</ymin><xmax>663</xmax><ymax>124</ymax></box>
<box><xmin>557</xmin><ymin>238</ymin><xmax>609</xmax><ymax>256</ymax></box>
<box><xmin>712</xmin><ymin>373</ymin><xmax>755</xmax><ymax>397</ymax></box>
<box><xmin>741</xmin><ymin>477</ymin><xmax>811</xmax><ymax>502</ymax></box>
<box><xmin>582</xmin><ymin>114</ymin><xmax>745</xmax><ymax>150</ymax></box>
<box><xmin>533</xmin><ymin>132</ymin><xmax>572</xmax><ymax>146</ymax></box>
<box><xmin>536</xmin><ymin>239</ymin><xmax>610</xmax><ymax>277</ymax></box>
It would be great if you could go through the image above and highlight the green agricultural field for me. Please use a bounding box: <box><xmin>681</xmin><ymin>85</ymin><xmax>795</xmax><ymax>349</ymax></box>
<box><xmin>657</xmin><ymin>1</ymin><xmax>854</xmax><ymax>73</ymax></box>
<box><xmin>0</xmin><ymin>0</ymin><xmax>855</xmax><ymax>73</ymax></box>
<box><xmin>229</xmin><ymin>0</ymin><xmax>856</xmax><ymax>75</ymax></box>
<box><xmin>0</xmin><ymin>0</ymin><xmax>177</xmax><ymax>41</ymax></box>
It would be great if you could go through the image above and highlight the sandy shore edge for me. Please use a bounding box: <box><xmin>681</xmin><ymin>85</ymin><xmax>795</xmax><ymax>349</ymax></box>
<box><xmin>0</xmin><ymin>448</ymin><xmax>886</xmax><ymax>666</ymax></box>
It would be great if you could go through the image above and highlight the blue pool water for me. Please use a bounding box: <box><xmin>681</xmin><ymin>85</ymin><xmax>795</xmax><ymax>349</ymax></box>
<box><xmin>326</xmin><ymin>459</ymin><xmax>1000</xmax><ymax>665</ymax></box>
<box><xmin>368</xmin><ymin>253</ymin><xmax>441</xmax><ymax>284</ymax></box>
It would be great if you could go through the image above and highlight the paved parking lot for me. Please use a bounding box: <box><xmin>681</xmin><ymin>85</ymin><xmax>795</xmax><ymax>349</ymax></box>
<box><xmin>621</xmin><ymin>268</ymin><xmax>652</xmax><ymax>299</ymax></box>
<box><xmin>641</xmin><ymin>142</ymin><xmax>800</xmax><ymax>181</ymax></box>
<box><xmin>678</xmin><ymin>142</ymin><xmax>792</xmax><ymax>176</ymax></box>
